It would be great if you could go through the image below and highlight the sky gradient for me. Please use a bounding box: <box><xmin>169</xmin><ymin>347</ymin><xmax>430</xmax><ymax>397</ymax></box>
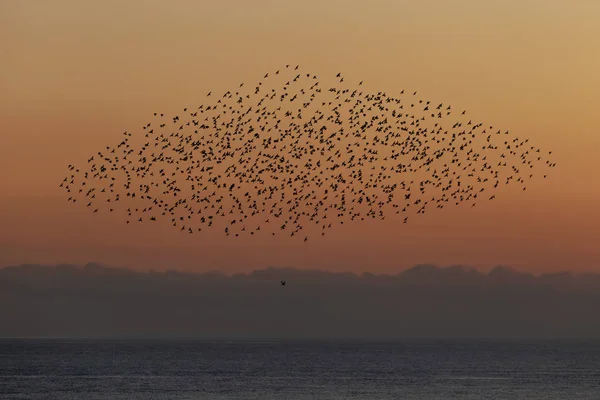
<box><xmin>1</xmin><ymin>0</ymin><xmax>599</xmax><ymax>273</ymax></box>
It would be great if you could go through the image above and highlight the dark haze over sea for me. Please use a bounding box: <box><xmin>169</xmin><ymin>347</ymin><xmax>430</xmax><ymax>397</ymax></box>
<box><xmin>3</xmin><ymin>263</ymin><xmax>600</xmax><ymax>339</ymax></box>
<box><xmin>3</xmin><ymin>263</ymin><xmax>600</xmax><ymax>398</ymax></box>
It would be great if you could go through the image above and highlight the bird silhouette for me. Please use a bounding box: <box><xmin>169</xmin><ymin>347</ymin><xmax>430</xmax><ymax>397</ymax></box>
<box><xmin>61</xmin><ymin>66</ymin><xmax>556</xmax><ymax>242</ymax></box>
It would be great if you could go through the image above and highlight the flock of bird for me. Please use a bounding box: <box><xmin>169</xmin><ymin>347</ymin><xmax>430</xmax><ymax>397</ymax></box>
<box><xmin>60</xmin><ymin>65</ymin><xmax>556</xmax><ymax>241</ymax></box>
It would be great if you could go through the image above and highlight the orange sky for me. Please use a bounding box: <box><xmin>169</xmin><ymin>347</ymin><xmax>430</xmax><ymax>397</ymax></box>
<box><xmin>1</xmin><ymin>0</ymin><xmax>599</xmax><ymax>274</ymax></box>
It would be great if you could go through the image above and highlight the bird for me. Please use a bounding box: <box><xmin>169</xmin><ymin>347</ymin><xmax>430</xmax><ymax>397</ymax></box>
<box><xmin>61</xmin><ymin>66</ymin><xmax>556</xmax><ymax>242</ymax></box>
<box><xmin>281</xmin><ymin>280</ymin><xmax>286</xmax><ymax>286</ymax></box>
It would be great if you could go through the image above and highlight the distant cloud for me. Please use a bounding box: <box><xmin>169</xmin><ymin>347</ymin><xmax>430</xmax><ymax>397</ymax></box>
<box><xmin>1</xmin><ymin>263</ymin><xmax>599</xmax><ymax>339</ymax></box>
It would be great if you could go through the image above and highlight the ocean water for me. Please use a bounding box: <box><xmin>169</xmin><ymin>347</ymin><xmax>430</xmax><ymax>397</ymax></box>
<box><xmin>1</xmin><ymin>339</ymin><xmax>600</xmax><ymax>399</ymax></box>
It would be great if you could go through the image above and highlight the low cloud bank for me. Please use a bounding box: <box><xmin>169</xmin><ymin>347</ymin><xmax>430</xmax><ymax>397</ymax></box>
<box><xmin>2</xmin><ymin>262</ymin><xmax>600</xmax><ymax>339</ymax></box>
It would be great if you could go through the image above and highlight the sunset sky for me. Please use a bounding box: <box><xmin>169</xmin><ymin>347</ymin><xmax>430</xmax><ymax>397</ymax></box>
<box><xmin>1</xmin><ymin>0</ymin><xmax>599</xmax><ymax>274</ymax></box>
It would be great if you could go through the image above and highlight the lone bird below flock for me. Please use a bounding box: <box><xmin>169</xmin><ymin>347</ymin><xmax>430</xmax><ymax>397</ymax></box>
<box><xmin>60</xmin><ymin>65</ymin><xmax>556</xmax><ymax>241</ymax></box>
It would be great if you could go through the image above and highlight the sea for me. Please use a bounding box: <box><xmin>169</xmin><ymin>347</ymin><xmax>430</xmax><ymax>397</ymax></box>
<box><xmin>1</xmin><ymin>339</ymin><xmax>600</xmax><ymax>399</ymax></box>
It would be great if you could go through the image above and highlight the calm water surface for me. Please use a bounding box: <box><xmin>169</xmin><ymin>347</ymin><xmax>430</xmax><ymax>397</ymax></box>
<box><xmin>1</xmin><ymin>339</ymin><xmax>600</xmax><ymax>399</ymax></box>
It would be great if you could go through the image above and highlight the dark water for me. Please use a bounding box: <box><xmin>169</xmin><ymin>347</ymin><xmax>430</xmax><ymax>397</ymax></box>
<box><xmin>1</xmin><ymin>340</ymin><xmax>600</xmax><ymax>399</ymax></box>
